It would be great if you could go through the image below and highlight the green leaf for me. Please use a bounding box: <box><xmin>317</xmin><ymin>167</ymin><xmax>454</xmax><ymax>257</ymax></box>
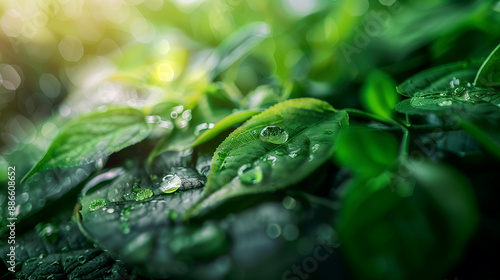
<box><xmin>396</xmin><ymin>60</ymin><xmax>481</xmax><ymax>97</ymax></box>
<box><xmin>338</xmin><ymin>161</ymin><xmax>478</xmax><ymax>280</ymax></box>
<box><xmin>0</xmin><ymin>221</ymin><xmax>129</xmax><ymax>280</ymax></box>
<box><xmin>458</xmin><ymin>115</ymin><xmax>500</xmax><ymax>159</ymax></box>
<box><xmin>361</xmin><ymin>70</ymin><xmax>399</xmax><ymax>119</ymax></box>
<box><xmin>395</xmin><ymin>86</ymin><xmax>500</xmax><ymax>116</ymax></box>
<box><xmin>22</xmin><ymin>108</ymin><xmax>151</xmax><ymax>182</ymax></box>
<box><xmin>209</xmin><ymin>22</ymin><xmax>270</xmax><ymax>80</ymax></box>
<box><xmin>190</xmin><ymin>109</ymin><xmax>262</xmax><ymax>148</ymax></box>
<box><xmin>334</xmin><ymin>126</ymin><xmax>399</xmax><ymax>178</ymax></box>
<box><xmin>186</xmin><ymin>98</ymin><xmax>349</xmax><ymax>218</ymax></box>
<box><xmin>475</xmin><ymin>42</ymin><xmax>500</xmax><ymax>87</ymax></box>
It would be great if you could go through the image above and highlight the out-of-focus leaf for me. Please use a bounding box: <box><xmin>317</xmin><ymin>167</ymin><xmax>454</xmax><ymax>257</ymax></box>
<box><xmin>459</xmin><ymin>116</ymin><xmax>500</xmax><ymax>159</ymax></box>
<box><xmin>334</xmin><ymin>126</ymin><xmax>399</xmax><ymax>178</ymax></box>
<box><xmin>186</xmin><ymin>98</ymin><xmax>348</xmax><ymax>219</ymax></box>
<box><xmin>338</xmin><ymin>161</ymin><xmax>478</xmax><ymax>280</ymax></box>
<box><xmin>208</xmin><ymin>22</ymin><xmax>270</xmax><ymax>80</ymax></box>
<box><xmin>361</xmin><ymin>70</ymin><xmax>399</xmax><ymax>119</ymax></box>
<box><xmin>396</xmin><ymin>60</ymin><xmax>481</xmax><ymax>97</ymax></box>
<box><xmin>240</xmin><ymin>84</ymin><xmax>287</xmax><ymax>110</ymax></box>
<box><xmin>22</xmin><ymin>108</ymin><xmax>151</xmax><ymax>182</ymax></box>
<box><xmin>0</xmin><ymin>221</ymin><xmax>129</xmax><ymax>280</ymax></box>
<box><xmin>0</xmin><ymin>164</ymin><xmax>95</xmax><ymax>235</ymax></box>
<box><xmin>475</xmin><ymin>42</ymin><xmax>500</xmax><ymax>87</ymax></box>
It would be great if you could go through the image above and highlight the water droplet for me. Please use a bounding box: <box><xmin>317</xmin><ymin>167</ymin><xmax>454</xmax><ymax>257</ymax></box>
<box><xmin>324</xmin><ymin>130</ymin><xmax>333</xmax><ymax>135</ymax></box>
<box><xmin>449</xmin><ymin>76</ymin><xmax>460</xmax><ymax>88</ymax></box>
<box><xmin>194</xmin><ymin>123</ymin><xmax>215</xmax><ymax>136</ymax></box>
<box><xmin>145</xmin><ymin>115</ymin><xmax>161</xmax><ymax>123</ymax></box>
<box><xmin>65</xmin><ymin>256</ymin><xmax>73</xmax><ymax>262</ymax></box>
<box><xmin>311</xmin><ymin>144</ymin><xmax>320</xmax><ymax>153</ymax></box>
<box><xmin>182</xmin><ymin>109</ymin><xmax>192</xmax><ymax>120</ymax></box>
<box><xmin>264</xmin><ymin>155</ymin><xmax>277</xmax><ymax>166</ymax></box>
<box><xmin>77</xmin><ymin>256</ymin><xmax>86</xmax><ymax>264</ymax></box>
<box><xmin>438</xmin><ymin>100</ymin><xmax>452</xmax><ymax>107</ymax></box>
<box><xmin>61</xmin><ymin>247</ymin><xmax>69</xmax><ymax>253</ymax></box>
<box><xmin>170</xmin><ymin>111</ymin><xmax>178</xmax><ymax>119</ymax></box>
<box><xmin>266</xmin><ymin>223</ymin><xmax>282</xmax><ymax>239</ymax></box>
<box><xmin>120</xmin><ymin>206</ymin><xmax>133</xmax><ymax>235</ymax></box>
<box><xmin>238</xmin><ymin>164</ymin><xmax>263</xmax><ymax>185</ymax></box>
<box><xmin>160</xmin><ymin>174</ymin><xmax>181</xmax><ymax>193</ymax></box>
<box><xmin>89</xmin><ymin>199</ymin><xmax>107</xmax><ymax>211</ymax></box>
<box><xmin>135</xmin><ymin>188</ymin><xmax>153</xmax><ymax>201</ymax></box>
<box><xmin>259</xmin><ymin>126</ymin><xmax>289</xmax><ymax>144</ymax></box>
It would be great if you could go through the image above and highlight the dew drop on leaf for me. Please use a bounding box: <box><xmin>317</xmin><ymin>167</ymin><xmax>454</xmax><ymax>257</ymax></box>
<box><xmin>160</xmin><ymin>174</ymin><xmax>182</xmax><ymax>193</ymax></box>
<box><xmin>194</xmin><ymin>123</ymin><xmax>215</xmax><ymax>136</ymax></box>
<box><xmin>135</xmin><ymin>188</ymin><xmax>153</xmax><ymax>201</ymax></box>
<box><xmin>89</xmin><ymin>199</ymin><xmax>107</xmax><ymax>211</ymax></box>
<box><xmin>77</xmin><ymin>256</ymin><xmax>86</xmax><ymax>264</ymax></box>
<box><xmin>438</xmin><ymin>100</ymin><xmax>452</xmax><ymax>106</ymax></box>
<box><xmin>259</xmin><ymin>126</ymin><xmax>289</xmax><ymax>144</ymax></box>
<box><xmin>238</xmin><ymin>164</ymin><xmax>263</xmax><ymax>185</ymax></box>
<box><xmin>145</xmin><ymin>115</ymin><xmax>161</xmax><ymax>123</ymax></box>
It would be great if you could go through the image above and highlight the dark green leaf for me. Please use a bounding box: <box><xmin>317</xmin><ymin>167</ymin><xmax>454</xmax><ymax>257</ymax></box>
<box><xmin>334</xmin><ymin>126</ymin><xmax>399</xmax><ymax>178</ymax></box>
<box><xmin>0</xmin><ymin>221</ymin><xmax>129</xmax><ymax>280</ymax></box>
<box><xmin>186</xmin><ymin>98</ymin><xmax>349</xmax><ymax>218</ymax></box>
<box><xmin>361</xmin><ymin>70</ymin><xmax>399</xmax><ymax>119</ymax></box>
<box><xmin>338</xmin><ymin>161</ymin><xmax>478</xmax><ymax>280</ymax></box>
<box><xmin>396</xmin><ymin>60</ymin><xmax>481</xmax><ymax>97</ymax></box>
<box><xmin>475</xmin><ymin>42</ymin><xmax>500</xmax><ymax>87</ymax></box>
<box><xmin>0</xmin><ymin>165</ymin><xmax>94</xmax><ymax>235</ymax></box>
<box><xmin>22</xmin><ymin>108</ymin><xmax>151</xmax><ymax>182</ymax></box>
<box><xmin>458</xmin><ymin>116</ymin><xmax>500</xmax><ymax>159</ymax></box>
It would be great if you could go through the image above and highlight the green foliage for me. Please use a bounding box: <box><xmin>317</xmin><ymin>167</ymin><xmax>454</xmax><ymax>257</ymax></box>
<box><xmin>22</xmin><ymin>108</ymin><xmax>151</xmax><ymax>182</ymax></box>
<box><xmin>334</xmin><ymin>126</ymin><xmax>399</xmax><ymax>178</ymax></box>
<box><xmin>338</xmin><ymin>161</ymin><xmax>478</xmax><ymax>280</ymax></box>
<box><xmin>361</xmin><ymin>70</ymin><xmax>399</xmax><ymax>119</ymax></box>
<box><xmin>4</xmin><ymin>2</ymin><xmax>500</xmax><ymax>279</ymax></box>
<box><xmin>186</xmin><ymin>98</ymin><xmax>348</xmax><ymax>218</ymax></box>
<box><xmin>475</xmin><ymin>43</ymin><xmax>500</xmax><ymax>87</ymax></box>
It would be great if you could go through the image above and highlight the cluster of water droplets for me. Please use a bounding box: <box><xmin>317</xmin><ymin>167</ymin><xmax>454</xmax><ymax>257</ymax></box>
<box><xmin>145</xmin><ymin>105</ymin><xmax>194</xmax><ymax>133</ymax></box>
<box><xmin>438</xmin><ymin>77</ymin><xmax>476</xmax><ymax>106</ymax></box>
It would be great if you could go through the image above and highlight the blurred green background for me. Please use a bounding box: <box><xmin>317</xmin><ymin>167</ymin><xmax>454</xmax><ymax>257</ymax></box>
<box><xmin>2</xmin><ymin>0</ymin><xmax>500</xmax><ymax>159</ymax></box>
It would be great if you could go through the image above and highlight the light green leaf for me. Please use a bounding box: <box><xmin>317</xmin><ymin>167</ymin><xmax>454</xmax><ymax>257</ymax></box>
<box><xmin>190</xmin><ymin>109</ymin><xmax>262</xmax><ymax>148</ymax></box>
<box><xmin>334</xmin><ymin>126</ymin><xmax>399</xmax><ymax>178</ymax></box>
<box><xmin>339</xmin><ymin>161</ymin><xmax>478</xmax><ymax>280</ymax></box>
<box><xmin>361</xmin><ymin>70</ymin><xmax>399</xmax><ymax>119</ymax></box>
<box><xmin>22</xmin><ymin>108</ymin><xmax>151</xmax><ymax>182</ymax></box>
<box><xmin>396</xmin><ymin>60</ymin><xmax>481</xmax><ymax>97</ymax></box>
<box><xmin>475</xmin><ymin>42</ymin><xmax>500</xmax><ymax>87</ymax></box>
<box><xmin>209</xmin><ymin>22</ymin><xmax>270</xmax><ymax>80</ymax></box>
<box><xmin>186</xmin><ymin>98</ymin><xmax>349</xmax><ymax>218</ymax></box>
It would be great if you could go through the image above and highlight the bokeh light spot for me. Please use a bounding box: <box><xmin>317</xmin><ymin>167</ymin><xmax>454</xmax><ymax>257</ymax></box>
<box><xmin>58</xmin><ymin>35</ymin><xmax>84</xmax><ymax>62</ymax></box>
<box><xmin>0</xmin><ymin>64</ymin><xmax>22</xmax><ymax>90</ymax></box>
<box><xmin>42</xmin><ymin>122</ymin><xmax>59</xmax><ymax>138</ymax></box>
<box><xmin>157</xmin><ymin>63</ymin><xmax>175</xmax><ymax>82</ymax></box>
<box><xmin>39</xmin><ymin>73</ymin><xmax>61</xmax><ymax>98</ymax></box>
<box><xmin>1</xmin><ymin>9</ymin><xmax>24</xmax><ymax>37</ymax></box>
